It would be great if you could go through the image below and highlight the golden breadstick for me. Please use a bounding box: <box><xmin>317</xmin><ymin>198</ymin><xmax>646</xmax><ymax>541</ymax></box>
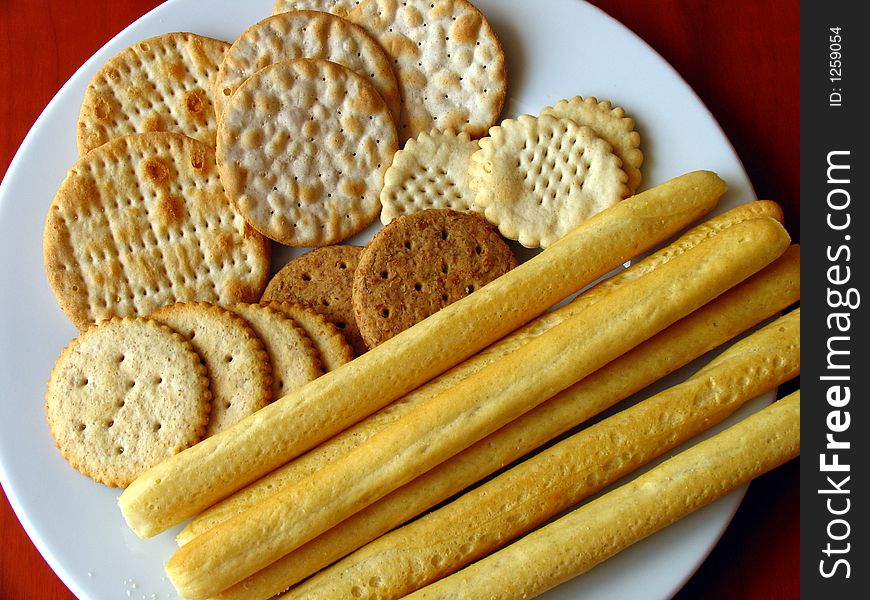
<box><xmin>283</xmin><ymin>308</ymin><xmax>799</xmax><ymax>599</ymax></box>
<box><xmin>166</xmin><ymin>217</ymin><xmax>789</xmax><ymax>599</ymax></box>
<box><xmin>215</xmin><ymin>245</ymin><xmax>799</xmax><ymax>600</ymax></box>
<box><xmin>408</xmin><ymin>390</ymin><xmax>801</xmax><ymax>599</ymax></box>
<box><xmin>179</xmin><ymin>200</ymin><xmax>784</xmax><ymax>546</ymax></box>
<box><xmin>120</xmin><ymin>170</ymin><xmax>725</xmax><ymax>539</ymax></box>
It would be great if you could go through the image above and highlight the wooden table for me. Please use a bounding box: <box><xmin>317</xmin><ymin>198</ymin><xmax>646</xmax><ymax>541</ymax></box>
<box><xmin>0</xmin><ymin>1</ymin><xmax>799</xmax><ymax>598</ymax></box>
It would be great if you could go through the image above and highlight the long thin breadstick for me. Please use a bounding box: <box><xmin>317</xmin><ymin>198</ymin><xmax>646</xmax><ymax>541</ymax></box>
<box><xmin>120</xmin><ymin>170</ymin><xmax>725</xmax><ymax>539</ymax></box>
<box><xmin>283</xmin><ymin>308</ymin><xmax>799</xmax><ymax>599</ymax></box>
<box><xmin>217</xmin><ymin>245</ymin><xmax>799</xmax><ymax>600</ymax></box>
<box><xmin>178</xmin><ymin>199</ymin><xmax>785</xmax><ymax>546</ymax></box>
<box><xmin>408</xmin><ymin>390</ymin><xmax>801</xmax><ymax>599</ymax></box>
<box><xmin>166</xmin><ymin>217</ymin><xmax>789</xmax><ymax>599</ymax></box>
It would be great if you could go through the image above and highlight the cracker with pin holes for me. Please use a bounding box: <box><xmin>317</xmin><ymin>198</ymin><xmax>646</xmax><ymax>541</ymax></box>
<box><xmin>229</xmin><ymin>303</ymin><xmax>323</xmax><ymax>399</ymax></box>
<box><xmin>469</xmin><ymin>114</ymin><xmax>630</xmax><ymax>249</ymax></box>
<box><xmin>43</xmin><ymin>132</ymin><xmax>271</xmax><ymax>330</ymax></box>
<box><xmin>216</xmin><ymin>58</ymin><xmax>398</xmax><ymax>247</ymax></box>
<box><xmin>261</xmin><ymin>245</ymin><xmax>366</xmax><ymax>355</ymax></box>
<box><xmin>347</xmin><ymin>0</ymin><xmax>507</xmax><ymax>141</ymax></box>
<box><xmin>213</xmin><ymin>10</ymin><xmax>400</xmax><ymax>123</ymax></box>
<box><xmin>150</xmin><ymin>302</ymin><xmax>273</xmax><ymax>436</ymax></box>
<box><xmin>352</xmin><ymin>208</ymin><xmax>516</xmax><ymax>348</ymax></box>
<box><xmin>541</xmin><ymin>96</ymin><xmax>644</xmax><ymax>194</ymax></box>
<box><xmin>44</xmin><ymin>317</ymin><xmax>211</xmax><ymax>488</ymax></box>
<box><xmin>266</xmin><ymin>302</ymin><xmax>355</xmax><ymax>371</ymax></box>
<box><xmin>77</xmin><ymin>32</ymin><xmax>228</xmax><ymax>155</ymax></box>
<box><xmin>273</xmin><ymin>0</ymin><xmax>363</xmax><ymax>18</ymax></box>
<box><xmin>380</xmin><ymin>128</ymin><xmax>480</xmax><ymax>224</ymax></box>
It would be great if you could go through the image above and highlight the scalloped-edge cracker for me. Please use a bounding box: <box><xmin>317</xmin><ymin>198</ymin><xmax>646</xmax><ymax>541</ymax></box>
<box><xmin>77</xmin><ymin>32</ymin><xmax>228</xmax><ymax>155</ymax></box>
<box><xmin>45</xmin><ymin>317</ymin><xmax>211</xmax><ymax>488</ymax></box>
<box><xmin>380</xmin><ymin>128</ymin><xmax>480</xmax><ymax>224</ymax></box>
<box><xmin>541</xmin><ymin>96</ymin><xmax>644</xmax><ymax>194</ymax></box>
<box><xmin>267</xmin><ymin>302</ymin><xmax>355</xmax><ymax>371</ymax></box>
<box><xmin>469</xmin><ymin>114</ymin><xmax>630</xmax><ymax>249</ymax></box>
<box><xmin>273</xmin><ymin>0</ymin><xmax>362</xmax><ymax>18</ymax></box>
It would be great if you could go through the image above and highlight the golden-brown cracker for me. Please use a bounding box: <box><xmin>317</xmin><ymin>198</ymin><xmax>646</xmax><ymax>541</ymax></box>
<box><xmin>352</xmin><ymin>208</ymin><xmax>516</xmax><ymax>348</ymax></box>
<box><xmin>273</xmin><ymin>0</ymin><xmax>362</xmax><ymax>18</ymax></box>
<box><xmin>229</xmin><ymin>303</ymin><xmax>322</xmax><ymax>398</ymax></box>
<box><xmin>43</xmin><ymin>132</ymin><xmax>271</xmax><ymax>330</ymax></box>
<box><xmin>541</xmin><ymin>96</ymin><xmax>644</xmax><ymax>194</ymax></box>
<box><xmin>45</xmin><ymin>317</ymin><xmax>210</xmax><ymax>488</ymax></box>
<box><xmin>469</xmin><ymin>114</ymin><xmax>630</xmax><ymax>249</ymax></box>
<box><xmin>77</xmin><ymin>32</ymin><xmax>228</xmax><ymax>155</ymax></box>
<box><xmin>267</xmin><ymin>302</ymin><xmax>355</xmax><ymax>371</ymax></box>
<box><xmin>260</xmin><ymin>245</ymin><xmax>366</xmax><ymax>355</ymax></box>
<box><xmin>216</xmin><ymin>58</ymin><xmax>398</xmax><ymax>246</ymax></box>
<box><xmin>347</xmin><ymin>0</ymin><xmax>507</xmax><ymax>141</ymax></box>
<box><xmin>150</xmin><ymin>302</ymin><xmax>272</xmax><ymax>437</ymax></box>
<box><xmin>380</xmin><ymin>128</ymin><xmax>480</xmax><ymax>224</ymax></box>
<box><xmin>213</xmin><ymin>10</ymin><xmax>400</xmax><ymax>123</ymax></box>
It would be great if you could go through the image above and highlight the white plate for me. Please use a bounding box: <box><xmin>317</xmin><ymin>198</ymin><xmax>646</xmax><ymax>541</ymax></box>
<box><xmin>0</xmin><ymin>1</ymin><xmax>764</xmax><ymax>599</ymax></box>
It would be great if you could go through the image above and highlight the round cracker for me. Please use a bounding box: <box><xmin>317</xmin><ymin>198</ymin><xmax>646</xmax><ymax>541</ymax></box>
<box><xmin>352</xmin><ymin>208</ymin><xmax>516</xmax><ymax>348</ymax></box>
<box><xmin>45</xmin><ymin>317</ymin><xmax>211</xmax><ymax>487</ymax></box>
<box><xmin>150</xmin><ymin>302</ymin><xmax>273</xmax><ymax>437</ymax></box>
<box><xmin>380</xmin><ymin>128</ymin><xmax>480</xmax><ymax>224</ymax></box>
<box><xmin>347</xmin><ymin>0</ymin><xmax>507</xmax><ymax>141</ymax></box>
<box><xmin>216</xmin><ymin>58</ymin><xmax>398</xmax><ymax>246</ymax></box>
<box><xmin>43</xmin><ymin>132</ymin><xmax>271</xmax><ymax>329</ymax></box>
<box><xmin>541</xmin><ymin>96</ymin><xmax>644</xmax><ymax>194</ymax></box>
<box><xmin>469</xmin><ymin>114</ymin><xmax>630</xmax><ymax>249</ymax></box>
<box><xmin>77</xmin><ymin>32</ymin><xmax>229</xmax><ymax>155</ymax></box>
<box><xmin>267</xmin><ymin>302</ymin><xmax>355</xmax><ymax>371</ymax></box>
<box><xmin>214</xmin><ymin>10</ymin><xmax>400</xmax><ymax>124</ymax></box>
<box><xmin>273</xmin><ymin>0</ymin><xmax>363</xmax><ymax>18</ymax></box>
<box><xmin>260</xmin><ymin>245</ymin><xmax>366</xmax><ymax>356</ymax></box>
<box><xmin>230</xmin><ymin>303</ymin><xmax>323</xmax><ymax>399</ymax></box>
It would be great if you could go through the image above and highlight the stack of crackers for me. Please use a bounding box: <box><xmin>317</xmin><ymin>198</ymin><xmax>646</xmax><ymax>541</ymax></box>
<box><xmin>42</xmin><ymin>0</ymin><xmax>643</xmax><ymax>491</ymax></box>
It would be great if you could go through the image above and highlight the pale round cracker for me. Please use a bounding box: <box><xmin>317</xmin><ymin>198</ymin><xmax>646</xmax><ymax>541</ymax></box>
<box><xmin>43</xmin><ymin>132</ymin><xmax>271</xmax><ymax>329</ymax></box>
<box><xmin>230</xmin><ymin>303</ymin><xmax>323</xmax><ymax>399</ymax></box>
<box><xmin>216</xmin><ymin>58</ymin><xmax>398</xmax><ymax>246</ymax></box>
<box><xmin>77</xmin><ymin>32</ymin><xmax>228</xmax><ymax>155</ymax></box>
<box><xmin>469</xmin><ymin>114</ymin><xmax>630</xmax><ymax>249</ymax></box>
<box><xmin>266</xmin><ymin>302</ymin><xmax>355</xmax><ymax>371</ymax></box>
<box><xmin>347</xmin><ymin>0</ymin><xmax>507</xmax><ymax>141</ymax></box>
<box><xmin>45</xmin><ymin>317</ymin><xmax>211</xmax><ymax>488</ymax></box>
<box><xmin>213</xmin><ymin>10</ymin><xmax>401</xmax><ymax>124</ymax></box>
<box><xmin>380</xmin><ymin>128</ymin><xmax>480</xmax><ymax>224</ymax></box>
<box><xmin>273</xmin><ymin>0</ymin><xmax>363</xmax><ymax>18</ymax></box>
<box><xmin>150</xmin><ymin>302</ymin><xmax>273</xmax><ymax>437</ymax></box>
<box><xmin>541</xmin><ymin>96</ymin><xmax>644</xmax><ymax>194</ymax></box>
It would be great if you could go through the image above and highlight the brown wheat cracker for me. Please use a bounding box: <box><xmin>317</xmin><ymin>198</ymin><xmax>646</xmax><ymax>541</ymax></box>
<box><xmin>266</xmin><ymin>302</ymin><xmax>355</xmax><ymax>371</ymax></box>
<box><xmin>352</xmin><ymin>208</ymin><xmax>516</xmax><ymax>348</ymax></box>
<box><xmin>44</xmin><ymin>317</ymin><xmax>211</xmax><ymax>488</ymax></box>
<box><xmin>260</xmin><ymin>245</ymin><xmax>366</xmax><ymax>355</ymax></box>
<box><xmin>150</xmin><ymin>302</ymin><xmax>273</xmax><ymax>437</ymax></box>
<box><xmin>380</xmin><ymin>128</ymin><xmax>480</xmax><ymax>224</ymax></box>
<box><xmin>469</xmin><ymin>114</ymin><xmax>630</xmax><ymax>249</ymax></box>
<box><xmin>43</xmin><ymin>132</ymin><xmax>271</xmax><ymax>330</ymax></box>
<box><xmin>541</xmin><ymin>96</ymin><xmax>644</xmax><ymax>194</ymax></box>
<box><xmin>347</xmin><ymin>0</ymin><xmax>507</xmax><ymax>141</ymax></box>
<box><xmin>216</xmin><ymin>58</ymin><xmax>398</xmax><ymax>246</ymax></box>
<box><xmin>273</xmin><ymin>0</ymin><xmax>362</xmax><ymax>18</ymax></box>
<box><xmin>77</xmin><ymin>32</ymin><xmax>229</xmax><ymax>155</ymax></box>
<box><xmin>213</xmin><ymin>10</ymin><xmax>401</xmax><ymax>123</ymax></box>
<box><xmin>229</xmin><ymin>303</ymin><xmax>323</xmax><ymax>398</ymax></box>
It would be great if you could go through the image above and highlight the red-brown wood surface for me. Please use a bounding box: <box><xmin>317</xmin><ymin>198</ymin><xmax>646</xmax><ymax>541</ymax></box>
<box><xmin>0</xmin><ymin>1</ymin><xmax>799</xmax><ymax>598</ymax></box>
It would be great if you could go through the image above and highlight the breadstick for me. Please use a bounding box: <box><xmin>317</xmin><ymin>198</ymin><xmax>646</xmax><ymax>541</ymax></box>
<box><xmin>178</xmin><ymin>200</ymin><xmax>784</xmax><ymax>546</ymax></box>
<box><xmin>408</xmin><ymin>390</ymin><xmax>801</xmax><ymax>599</ymax></box>
<box><xmin>214</xmin><ymin>245</ymin><xmax>799</xmax><ymax>600</ymax></box>
<box><xmin>165</xmin><ymin>217</ymin><xmax>789</xmax><ymax>599</ymax></box>
<box><xmin>282</xmin><ymin>308</ymin><xmax>799</xmax><ymax>599</ymax></box>
<box><xmin>120</xmin><ymin>170</ymin><xmax>725</xmax><ymax>539</ymax></box>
